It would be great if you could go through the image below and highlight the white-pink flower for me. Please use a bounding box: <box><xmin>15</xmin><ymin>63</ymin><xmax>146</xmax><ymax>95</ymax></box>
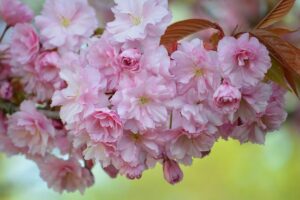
<box><xmin>141</xmin><ymin>46</ymin><xmax>172</xmax><ymax>78</ymax></box>
<box><xmin>172</xmin><ymin>88</ymin><xmax>223</xmax><ymax>135</ymax></box>
<box><xmin>0</xmin><ymin>0</ymin><xmax>33</xmax><ymax>26</ymax></box>
<box><xmin>236</xmin><ymin>82</ymin><xmax>272</xmax><ymax>122</ymax></box>
<box><xmin>0</xmin><ymin>112</ymin><xmax>27</xmax><ymax>156</ymax></box>
<box><xmin>34</xmin><ymin>51</ymin><xmax>61</xmax><ymax>83</ymax></box>
<box><xmin>86</xmin><ymin>35</ymin><xmax>120</xmax><ymax>90</ymax></box>
<box><xmin>107</xmin><ymin>0</ymin><xmax>171</xmax><ymax>42</ymax></box>
<box><xmin>115</xmin><ymin>130</ymin><xmax>162</xmax><ymax>179</ymax></box>
<box><xmin>7</xmin><ymin>101</ymin><xmax>55</xmax><ymax>156</ymax></box>
<box><xmin>112</xmin><ymin>71</ymin><xmax>175</xmax><ymax>131</ymax></box>
<box><xmin>171</xmin><ymin>39</ymin><xmax>221</xmax><ymax>94</ymax></box>
<box><xmin>10</xmin><ymin>23</ymin><xmax>39</xmax><ymax>66</ymax></box>
<box><xmin>166</xmin><ymin>129</ymin><xmax>216</xmax><ymax>165</ymax></box>
<box><xmin>52</xmin><ymin>66</ymin><xmax>108</xmax><ymax>125</ymax></box>
<box><xmin>38</xmin><ymin>155</ymin><xmax>94</xmax><ymax>194</ymax></box>
<box><xmin>218</xmin><ymin>33</ymin><xmax>271</xmax><ymax>87</ymax></box>
<box><xmin>231</xmin><ymin>83</ymin><xmax>286</xmax><ymax>144</ymax></box>
<box><xmin>83</xmin><ymin>108</ymin><xmax>123</xmax><ymax>143</ymax></box>
<box><xmin>83</xmin><ymin>141</ymin><xmax>117</xmax><ymax>167</ymax></box>
<box><xmin>20</xmin><ymin>51</ymin><xmax>63</xmax><ymax>102</ymax></box>
<box><xmin>35</xmin><ymin>0</ymin><xmax>98</xmax><ymax>50</ymax></box>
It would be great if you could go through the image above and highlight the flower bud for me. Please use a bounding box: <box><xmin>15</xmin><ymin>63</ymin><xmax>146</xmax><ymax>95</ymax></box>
<box><xmin>0</xmin><ymin>81</ymin><xmax>13</xmax><ymax>100</ymax></box>
<box><xmin>163</xmin><ymin>159</ymin><xmax>183</xmax><ymax>185</ymax></box>
<box><xmin>103</xmin><ymin>164</ymin><xmax>119</xmax><ymax>178</ymax></box>
<box><xmin>118</xmin><ymin>48</ymin><xmax>142</xmax><ymax>72</ymax></box>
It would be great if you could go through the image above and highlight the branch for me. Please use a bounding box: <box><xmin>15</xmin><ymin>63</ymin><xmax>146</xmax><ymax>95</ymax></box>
<box><xmin>0</xmin><ymin>99</ymin><xmax>60</xmax><ymax>119</ymax></box>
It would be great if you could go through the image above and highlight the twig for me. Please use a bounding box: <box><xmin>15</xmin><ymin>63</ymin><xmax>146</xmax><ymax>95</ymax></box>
<box><xmin>0</xmin><ymin>99</ymin><xmax>60</xmax><ymax>119</ymax></box>
<box><xmin>0</xmin><ymin>25</ymin><xmax>10</xmax><ymax>43</ymax></box>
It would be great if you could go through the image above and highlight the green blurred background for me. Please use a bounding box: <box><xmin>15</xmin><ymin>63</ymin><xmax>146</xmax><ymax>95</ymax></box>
<box><xmin>1</xmin><ymin>0</ymin><xmax>300</xmax><ymax>200</ymax></box>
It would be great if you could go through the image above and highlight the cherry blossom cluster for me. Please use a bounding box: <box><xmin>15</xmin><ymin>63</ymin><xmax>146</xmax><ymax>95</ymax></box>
<box><xmin>0</xmin><ymin>0</ymin><xmax>287</xmax><ymax>194</ymax></box>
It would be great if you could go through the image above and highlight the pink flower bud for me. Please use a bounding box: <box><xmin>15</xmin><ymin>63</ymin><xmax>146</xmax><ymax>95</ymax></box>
<box><xmin>103</xmin><ymin>164</ymin><xmax>119</xmax><ymax>178</ymax></box>
<box><xmin>163</xmin><ymin>159</ymin><xmax>183</xmax><ymax>185</ymax></box>
<box><xmin>213</xmin><ymin>82</ymin><xmax>241</xmax><ymax>114</ymax></box>
<box><xmin>118</xmin><ymin>48</ymin><xmax>142</xmax><ymax>72</ymax></box>
<box><xmin>0</xmin><ymin>81</ymin><xmax>12</xmax><ymax>100</ymax></box>
<box><xmin>0</xmin><ymin>0</ymin><xmax>33</xmax><ymax>26</ymax></box>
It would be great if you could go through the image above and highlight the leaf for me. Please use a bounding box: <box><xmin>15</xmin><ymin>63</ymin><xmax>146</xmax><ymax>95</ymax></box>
<box><xmin>160</xmin><ymin>19</ymin><xmax>224</xmax><ymax>47</ymax></box>
<box><xmin>266</xmin><ymin>27</ymin><xmax>299</xmax><ymax>36</ymax></box>
<box><xmin>251</xmin><ymin>29</ymin><xmax>300</xmax><ymax>74</ymax></box>
<box><xmin>283</xmin><ymin>68</ymin><xmax>300</xmax><ymax>96</ymax></box>
<box><xmin>251</xmin><ymin>29</ymin><xmax>300</xmax><ymax>96</ymax></box>
<box><xmin>255</xmin><ymin>0</ymin><xmax>295</xmax><ymax>29</ymax></box>
<box><xmin>265</xmin><ymin>59</ymin><xmax>290</xmax><ymax>91</ymax></box>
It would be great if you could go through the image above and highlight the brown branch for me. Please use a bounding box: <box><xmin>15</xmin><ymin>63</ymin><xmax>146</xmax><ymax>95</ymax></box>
<box><xmin>0</xmin><ymin>99</ymin><xmax>60</xmax><ymax>119</ymax></box>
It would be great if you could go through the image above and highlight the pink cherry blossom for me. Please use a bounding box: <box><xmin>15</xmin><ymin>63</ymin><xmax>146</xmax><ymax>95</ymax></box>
<box><xmin>7</xmin><ymin>101</ymin><xmax>55</xmax><ymax>155</ymax></box>
<box><xmin>163</xmin><ymin>159</ymin><xmax>183</xmax><ymax>185</ymax></box>
<box><xmin>52</xmin><ymin>66</ymin><xmax>108</xmax><ymax>125</ymax></box>
<box><xmin>35</xmin><ymin>0</ymin><xmax>98</xmax><ymax>50</ymax></box>
<box><xmin>171</xmin><ymin>39</ymin><xmax>221</xmax><ymax>94</ymax></box>
<box><xmin>118</xmin><ymin>163</ymin><xmax>145</xmax><ymax>180</ymax></box>
<box><xmin>231</xmin><ymin>83</ymin><xmax>286</xmax><ymax>144</ymax></box>
<box><xmin>20</xmin><ymin>51</ymin><xmax>63</xmax><ymax>101</ymax></box>
<box><xmin>83</xmin><ymin>141</ymin><xmax>117</xmax><ymax>167</ymax></box>
<box><xmin>166</xmin><ymin>129</ymin><xmax>216</xmax><ymax>165</ymax></box>
<box><xmin>35</xmin><ymin>51</ymin><xmax>61</xmax><ymax>83</ymax></box>
<box><xmin>82</xmin><ymin>108</ymin><xmax>123</xmax><ymax>143</ymax></box>
<box><xmin>0</xmin><ymin>0</ymin><xmax>33</xmax><ymax>26</ymax></box>
<box><xmin>10</xmin><ymin>23</ymin><xmax>39</xmax><ymax>66</ymax></box>
<box><xmin>218</xmin><ymin>33</ymin><xmax>271</xmax><ymax>87</ymax></box>
<box><xmin>117</xmin><ymin>130</ymin><xmax>161</xmax><ymax>166</ymax></box>
<box><xmin>231</xmin><ymin>101</ymin><xmax>287</xmax><ymax>144</ymax></box>
<box><xmin>0</xmin><ymin>112</ymin><xmax>27</xmax><ymax>156</ymax></box>
<box><xmin>38</xmin><ymin>155</ymin><xmax>94</xmax><ymax>194</ymax></box>
<box><xmin>213</xmin><ymin>82</ymin><xmax>241</xmax><ymax>114</ymax></box>
<box><xmin>112</xmin><ymin>72</ymin><xmax>176</xmax><ymax>131</ymax></box>
<box><xmin>236</xmin><ymin>83</ymin><xmax>272</xmax><ymax>122</ymax></box>
<box><xmin>86</xmin><ymin>35</ymin><xmax>120</xmax><ymax>90</ymax></box>
<box><xmin>172</xmin><ymin>88</ymin><xmax>223</xmax><ymax>135</ymax></box>
<box><xmin>107</xmin><ymin>0</ymin><xmax>171</xmax><ymax>43</ymax></box>
<box><xmin>115</xmin><ymin>130</ymin><xmax>161</xmax><ymax>179</ymax></box>
<box><xmin>141</xmin><ymin>46</ymin><xmax>172</xmax><ymax>78</ymax></box>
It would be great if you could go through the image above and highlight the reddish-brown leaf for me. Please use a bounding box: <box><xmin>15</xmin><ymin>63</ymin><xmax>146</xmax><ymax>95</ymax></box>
<box><xmin>160</xmin><ymin>19</ymin><xmax>224</xmax><ymax>47</ymax></box>
<box><xmin>255</xmin><ymin>0</ymin><xmax>295</xmax><ymax>29</ymax></box>
<box><xmin>251</xmin><ymin>29</ymin><xmax>300</xmax><ymax>96</ymax></box>
<box><xmin>267</xmin><ymin>27</ymin><xmax>299</xmax><ymax>36</ymax></box>
<box><xmin>283</xmin><ymin>68</ymin><xmax>300</xmax><ymax>96</ymax></box>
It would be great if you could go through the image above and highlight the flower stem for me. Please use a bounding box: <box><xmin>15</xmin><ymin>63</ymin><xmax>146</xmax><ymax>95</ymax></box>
<box><xmin>0</xmin><ymin>25</ymin><xmax>10</xmax><ymax>43</ymax></box>
<box><xmin>0</xmin><ymin>99</ymin><xmax>60</xmax><ymax>119</ymax></box>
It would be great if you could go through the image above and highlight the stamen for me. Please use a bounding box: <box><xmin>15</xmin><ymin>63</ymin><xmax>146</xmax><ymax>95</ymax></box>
<box><xmin>61</xmin><ymin>17</ymin><xmax>71</xmax><ymax>27</ymax></box>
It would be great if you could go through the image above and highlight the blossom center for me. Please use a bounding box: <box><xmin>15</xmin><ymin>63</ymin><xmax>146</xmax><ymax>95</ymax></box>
<box><xmin>194</xmin><ymin>68</ymin><xmax>204</xmax><ymax>77</ymax></box>
<box><xmin>61</xmin><ymin>17</ymin><xmax>71</xmax><ymax>27</ymax></box>
<box><xmin>130</xmin><ymin>15</ymin><xmax>142</xmax><ymax>26</ymax></box>
<box><xmin>236</xmin><ymin>50</ymin><xmax>253</xmax><ymax>67</ymax></box>
<box><xmin>130</xmin><ymin>132</ymin><xmax>141</xmax><ymax>142</ymax></box>
<box><xmin>139</xmin><ymin>96</ymin><xmax>150</xmax><ymax>105</ymax></box>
